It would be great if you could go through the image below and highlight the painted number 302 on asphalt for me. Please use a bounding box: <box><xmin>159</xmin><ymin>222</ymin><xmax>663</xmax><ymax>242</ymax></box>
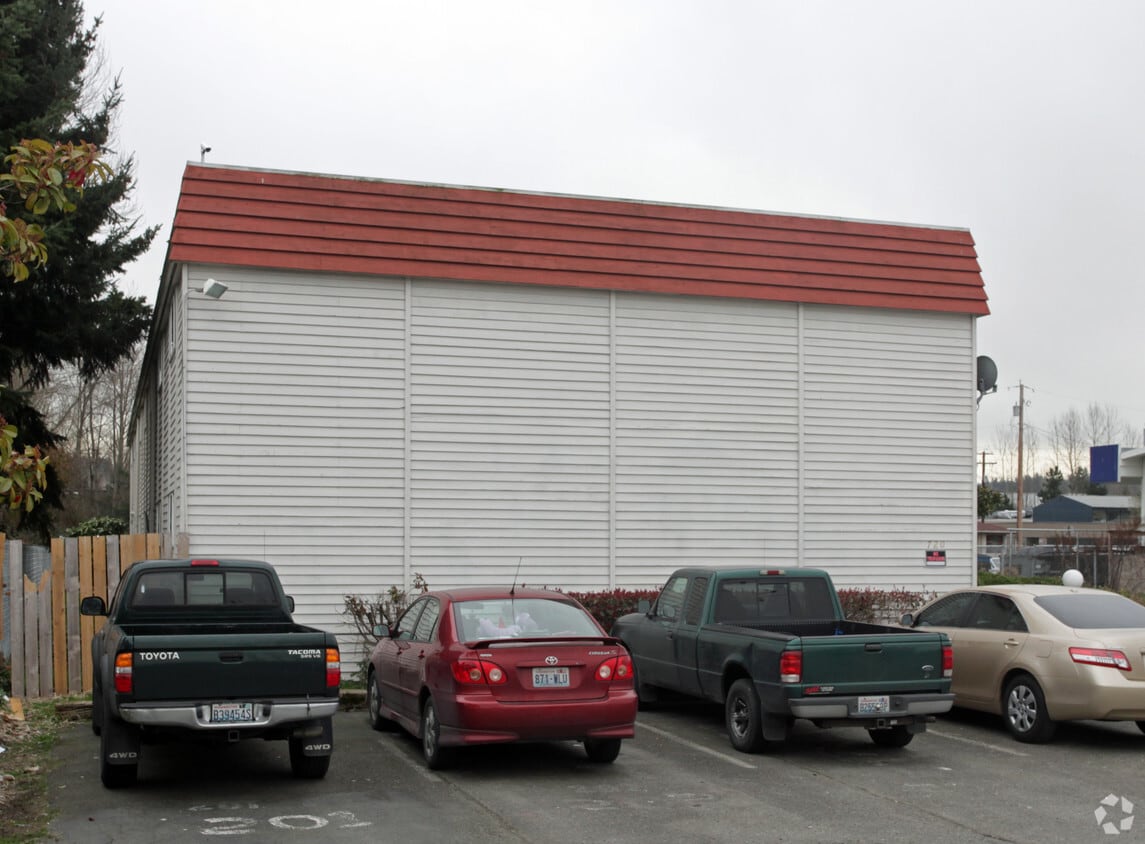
<box><xmin>201</xmin><ymin>811</ymin><xmax>371</xmax><ymax>835</ymax></box>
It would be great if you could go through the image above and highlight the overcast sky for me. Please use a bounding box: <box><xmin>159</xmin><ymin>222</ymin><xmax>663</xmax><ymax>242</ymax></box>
<box><xmin>83</xmin><ymin>1</ymin><xmax>1145</xmax><ymax>472</ymax></box>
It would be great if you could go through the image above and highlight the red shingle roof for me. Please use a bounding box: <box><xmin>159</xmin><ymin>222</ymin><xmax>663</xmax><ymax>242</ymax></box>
<box><xmin>168</xmin><ymin>164</ymin><xmax>988</xmax><ymax>315</ymax></box>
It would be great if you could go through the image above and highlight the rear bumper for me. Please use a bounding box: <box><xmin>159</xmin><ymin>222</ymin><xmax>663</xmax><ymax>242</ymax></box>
<box><xmin>437</xmin><ymin>691</ymin><xmax>637</xmax><ymax>747</ymax></box>
<box><xmin>788</xmin><ymin>692</ymin><xmax>954</xmax><ymax>721</ymax></box>
<box><xmin>1044</xmin><ymin>668</ymin><xmax>1145</xmax><ymax>722</ymax></box>
<box><xmin>117</xmin><ymin>697</ymin><xmax>340</xmax><ymax>730</ymax></box>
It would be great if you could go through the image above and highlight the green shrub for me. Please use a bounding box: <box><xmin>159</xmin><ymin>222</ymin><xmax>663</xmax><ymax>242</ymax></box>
<box><xmin>65</xmin><ymin>516</ymin><xmax>129</xmax><ymax>537</ymax></box>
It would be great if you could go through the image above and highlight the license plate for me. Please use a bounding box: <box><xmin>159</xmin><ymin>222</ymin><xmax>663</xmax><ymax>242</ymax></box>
<box><xmin>857</xmin><ymin>695</ymin><xmax>890</xmax><ymax>714</ymax></box>
<box><xmin>532</xmin><ymin>667</ymin><xmax>570</xmax><ymax>688</ymax></box>
<box><xmin>211</xmin><ymin>702</ymin><xmax>253</xmax><ymax>723</ymax></box>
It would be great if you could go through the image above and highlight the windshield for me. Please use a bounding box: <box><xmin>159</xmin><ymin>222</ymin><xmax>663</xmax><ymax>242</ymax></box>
<box><xmin>453</xmin><ymin>597</ymin><xmax>601</xmax><ymax>640</ymax></box>
<box><xmin>1034</xmin><ymin>593</ymin><xmax>1145</xmax><ymax>629</ymax></box>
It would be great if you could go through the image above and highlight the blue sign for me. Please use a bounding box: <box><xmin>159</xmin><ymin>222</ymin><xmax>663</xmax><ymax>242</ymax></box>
<box><xmin>1090</xmin><ymin>444</ymin><xmax>1121</xmax><ymax>484</ymax></box>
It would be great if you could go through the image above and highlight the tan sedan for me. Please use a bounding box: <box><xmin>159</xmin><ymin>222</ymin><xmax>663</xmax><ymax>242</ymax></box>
<box><xmin>901</xmin><ymin>583</ymin><xmax>1145</xmax><ymax>742</ymax></box>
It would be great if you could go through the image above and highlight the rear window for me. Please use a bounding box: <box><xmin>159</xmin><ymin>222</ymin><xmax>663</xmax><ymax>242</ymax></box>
<box><xmin>713</xmin><ymin>577</ymin><xmax>836</xmax><ymax>623</ymax></box>
<box><xmin>453</xmin><ymin>598</ymin><xmax>601</xmax><ymax>641</ymax></box>
<box><xmin>129</xmin><ymin>570</ymin><xmax>278</xmax><ymax>609</ymax></box>
<box><xmin>1034</xmin><ymin>593</ymin><xmax>1145</xmax><ymax>629</ymax></box>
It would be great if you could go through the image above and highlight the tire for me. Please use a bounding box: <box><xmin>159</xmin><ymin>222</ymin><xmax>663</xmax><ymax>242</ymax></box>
<box><xmin>289</xmin><ymin>737</ymin><xmax>332</xmax><ymax>779</ymax></box>
<box><xmin>99</xmin><ymin>717</ymin><xmax>138</xmax><ymax>789</ymax></box>
<box><xmin>1003</xmin><ymin>673</ymin><xmax>1056</xmax><ymax>743</ymax></box>
<box><xmin>725</xmin><ymin>678</ymin><xmax>766</xmax><ymax>753</ymax></box>
<box><xmin>421</xmin><ymin>697</ymin><xmax>453</xmax><ymax>770</ymax></box>
<box><xmin>868</xmin><ymin>726</ymin><xmax>914</xmax><ymax>748</ymax></box>
<box><xmin>366</xmin><ymin>669</ymin><xmax>397</xmax><ymax>731</ymax></box>
<box><xmin>583</xmin><ymin>738</ymin><xmax>622</xmax><ymax>764</ymax></box>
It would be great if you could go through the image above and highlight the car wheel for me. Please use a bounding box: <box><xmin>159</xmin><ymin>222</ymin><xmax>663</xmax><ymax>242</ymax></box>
<box><xmin>1003</xmin><ymin>673</ymin><xmax>1056</xmax><ymax>743</ymax></box>
<box><xmin>583</xmin><ymin>738</ymin><xmax>622</xmax><ymax>763</ymax></box>
<box><xmin>99</xmin><ymin>717</ymin><xmax>138</xmax><ymax>789</ymax></box>
<box><xmin>725</xmin><ymin>678</ymin><xmax>766</xmax><ymax>753</ymax></box>
<box><xmin>366</xmin><ymin>669</ymin><xmax>397</xmax><ymax>731</ymax></box>
<box><xmin>421</xmin><ymin>697</ymin><xmax>453</xmax><ymax>770</ymax></box>
<box><xmin>868</xmin><ymin>726</ymin><xmax>914</xmax><ymax>748</ymax></box>
<box><xmin>289</xmin><ymin>736</ymin><xmax>332</xmax><ymax>779</ymax></box>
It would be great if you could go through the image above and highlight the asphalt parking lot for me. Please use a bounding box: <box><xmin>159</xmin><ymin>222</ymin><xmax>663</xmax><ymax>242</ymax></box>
<box><xmin>48</xmin><ymin>701</ymin><xmax>1145</xmax><ymax>843</ymax></box>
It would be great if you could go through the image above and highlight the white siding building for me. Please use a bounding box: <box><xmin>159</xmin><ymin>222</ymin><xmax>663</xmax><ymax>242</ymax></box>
<box><xmin>129</xmin><ymin>164</ymin><xmax>989</xmax><ymax>637</ymax></box>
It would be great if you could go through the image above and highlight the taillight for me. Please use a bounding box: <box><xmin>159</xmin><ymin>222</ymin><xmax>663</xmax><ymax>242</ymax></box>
<box><xmin>779</xmin><ymin>650</ymin><xmax>801</xmax><ymax>684</ymax></box>
<box><xmin>326</xmin><ymin>648</ymin><xmax>341</xmax><ymax>687</ymax></box>
<box><xmin>942</xmin><ymin>645</ymin><xmax>954</xmax><ymax>678</ymax></box>
<box><xmin>1070</xmin><ymin>647</ymin><xmax>1131</xmax><ymax>671</ymax></box>
<box><xmin>452</xmin><ymin>658</ymin><xmax>507</xmax><ymax>685</ymax></box>
<box><xmin>596</xmin><ymin>654</ymin><xmax>633</xmax><ymax>682</ymax></box>
<box><xmin>114</xmin><ymin>652</ymin><xmax>133</xmax><ymax>694</ymax></box>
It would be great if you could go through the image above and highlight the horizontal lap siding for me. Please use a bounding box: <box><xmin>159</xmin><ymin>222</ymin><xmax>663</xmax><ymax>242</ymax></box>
<box><xmin>184</xmin><ymin>268</ymin><xmax>407</xmax><ymax>621</ymax></box>
<box><xmin>156</xmin><ymin>295</ymin><xmax>184</xmax><ymax>539</ymax></box>
<box><xmin>801</xmin><ymin>306</ymin><xmax>974</xmax><ymax>589</ymax></box>
<box><xmin>410</xmin><ymin>281</ymin><xmax>611</xmax><ymax>588</ymax></box>
<box><xmin>613</xmin><ymin>295</ymin><xmax>800</xmax><ymax>586</ymax></box>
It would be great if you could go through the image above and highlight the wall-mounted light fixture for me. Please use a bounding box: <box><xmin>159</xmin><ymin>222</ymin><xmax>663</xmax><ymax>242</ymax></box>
<box><xmin>202</xmin><ymin>279</ymin><xmax>228</xmax><ymax>299</ymax></box>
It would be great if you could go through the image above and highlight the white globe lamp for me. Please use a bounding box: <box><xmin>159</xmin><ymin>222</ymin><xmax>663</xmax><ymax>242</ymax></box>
<box><xmin>1061</xmin><ymin>569</ymin><xmax>1084</xmax><ymax>588</ymax></box>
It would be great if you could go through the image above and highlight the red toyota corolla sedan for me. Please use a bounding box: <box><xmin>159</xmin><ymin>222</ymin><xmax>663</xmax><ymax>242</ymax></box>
<box><xmin>365</xmin><ymin>587</ymin><xmax>637</xmax><ymax>769</ymax></box>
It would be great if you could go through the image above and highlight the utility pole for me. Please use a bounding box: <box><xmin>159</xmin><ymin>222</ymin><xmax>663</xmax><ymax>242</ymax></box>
<box><xmin>1014</xmin><ymin>382</ymin><xmax>1031</xmax><ymax>545</ymax></box>
<box><xmin>979</xmin><ymin>450</ymin><xmax>995</xmax><ymax>485</ymax></box>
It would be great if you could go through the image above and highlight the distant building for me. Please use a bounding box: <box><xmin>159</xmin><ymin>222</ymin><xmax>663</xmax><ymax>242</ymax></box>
<box><xmin>1032</xmin><ymin>495</ymin><xmax>1140</xmax><ymax>524</ymax></box>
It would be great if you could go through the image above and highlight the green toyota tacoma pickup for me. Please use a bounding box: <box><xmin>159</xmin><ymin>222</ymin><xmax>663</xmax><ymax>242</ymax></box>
<box><xmin>81</xmin><ymin>558</ymin><xmax>341</xmax><ymax>787</ymax></box>
<box><xmin>611</xmin><ymin>566</ymin><xmax>953</xmax><ymax>751</ymax></box>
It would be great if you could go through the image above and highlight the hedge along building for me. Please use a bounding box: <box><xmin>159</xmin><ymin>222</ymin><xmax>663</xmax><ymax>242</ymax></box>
<box><xmin>128</xmin><ymin>163</ymin><xmax>989</xmax><ymax>636</ymax></box>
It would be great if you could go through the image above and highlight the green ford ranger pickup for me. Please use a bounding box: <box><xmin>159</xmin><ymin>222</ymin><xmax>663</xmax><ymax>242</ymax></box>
<box><xmin>81</xmin><ymin>558</ymin><xmax>341</xmax><ymax>788</ymax></box>
<box><xmin>611</xmin><ymin>566</ymin><xmax>953</xmax><ymax>751</ymax></box>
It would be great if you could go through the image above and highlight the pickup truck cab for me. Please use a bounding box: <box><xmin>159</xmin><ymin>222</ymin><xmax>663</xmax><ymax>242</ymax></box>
<box><xmin>612</xmin><ymin>566</ymin><xmax>953</xmax><ymax>751</ymax></box>
<box><xmin>81</xmin><ymin>558</ymin><xmax>340</xmax><ymax>787</ymax></box>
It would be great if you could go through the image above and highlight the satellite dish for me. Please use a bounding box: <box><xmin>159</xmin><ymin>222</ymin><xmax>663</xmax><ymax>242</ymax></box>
<box><xmin>977</xmin><ymin>356</ymin><xmax>998</xmax><ymax>393</ymax></box>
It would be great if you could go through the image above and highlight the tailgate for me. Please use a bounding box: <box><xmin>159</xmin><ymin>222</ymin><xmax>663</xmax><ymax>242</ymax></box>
<box><xmin>798</xmin><ymin>632</ymin><xmax>947</xmax><ymax>694</ymax></box>
<box><xmin>126</xmin><ymin>631</ymin><xmax>332</xmax><ymax>700</ymax></box>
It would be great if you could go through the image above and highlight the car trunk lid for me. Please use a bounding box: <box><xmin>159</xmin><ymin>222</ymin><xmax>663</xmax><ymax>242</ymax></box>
<box><xmin>468</xmin><ymin>637</ymin><xmax>628</xmax><ymax>703</ymax></box>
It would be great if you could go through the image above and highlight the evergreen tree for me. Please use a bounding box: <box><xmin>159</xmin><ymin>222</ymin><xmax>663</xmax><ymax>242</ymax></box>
<box><xmin>1</xmin><ymin>0</ymin><xmax>157</xmax><ymax>538</ymax></box>
<box><xmin>1040</xmin><ymin>466</ymin><xmax>1065</xmax><ymax>502</ymax></box>
<box><xmin>978</xmin><ymin>484</ymin><xmax>1010</xmax><ymax>520</ymax></box>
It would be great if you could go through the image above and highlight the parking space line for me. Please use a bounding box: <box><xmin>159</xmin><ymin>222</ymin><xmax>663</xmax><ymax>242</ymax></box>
<box><xmin>637</xmin><ymin>722</ymin><xmax>758</xmax><ymax>769</ymax></box>
<box><xmin>375</xmin><ymin>736</ymin><xmax>444</xmax><ymax>782</ymax></box>
<box><xmin>928</xmin><ymin>729</ymin><xmax>1030</xmax><ymax>757</ymax></box>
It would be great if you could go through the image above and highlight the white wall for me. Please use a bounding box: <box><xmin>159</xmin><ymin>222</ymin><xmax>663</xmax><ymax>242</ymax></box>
<box><xmin>138</xmin><ymin>265</ymin><xmax>976</xmax><ymax>639</ymax></box>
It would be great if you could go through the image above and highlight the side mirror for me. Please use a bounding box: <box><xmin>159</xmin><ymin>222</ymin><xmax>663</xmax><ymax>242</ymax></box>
<box><xmin>637</xmin><ymin>599</ymin><xmax>651</xmax><ymax>614</ymax></box>
<box><xmin>286</xmin><ymin>596</ymin><xmax>295</xmax><ymax>613</ymax></box>
<box><xmin>899</xmin><ymin>612</ymin><xmax>914</xmax><ymax>627</ymax></box>
<box><xmin>372</xmin><ymin>624</ymin><xmax>394</xmax><ymax>638</ymax></box>
<box><xmin>80</xmin><ymin>596</ymin><xmax>107</xmax><ymax>616</ymax></box>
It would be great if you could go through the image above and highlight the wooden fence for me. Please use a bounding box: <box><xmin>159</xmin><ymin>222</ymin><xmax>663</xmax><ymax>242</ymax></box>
<box><xmin>1</xmin><ymin>533</ymin><xmax>187</xmax><ymax>699</ymax></box>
